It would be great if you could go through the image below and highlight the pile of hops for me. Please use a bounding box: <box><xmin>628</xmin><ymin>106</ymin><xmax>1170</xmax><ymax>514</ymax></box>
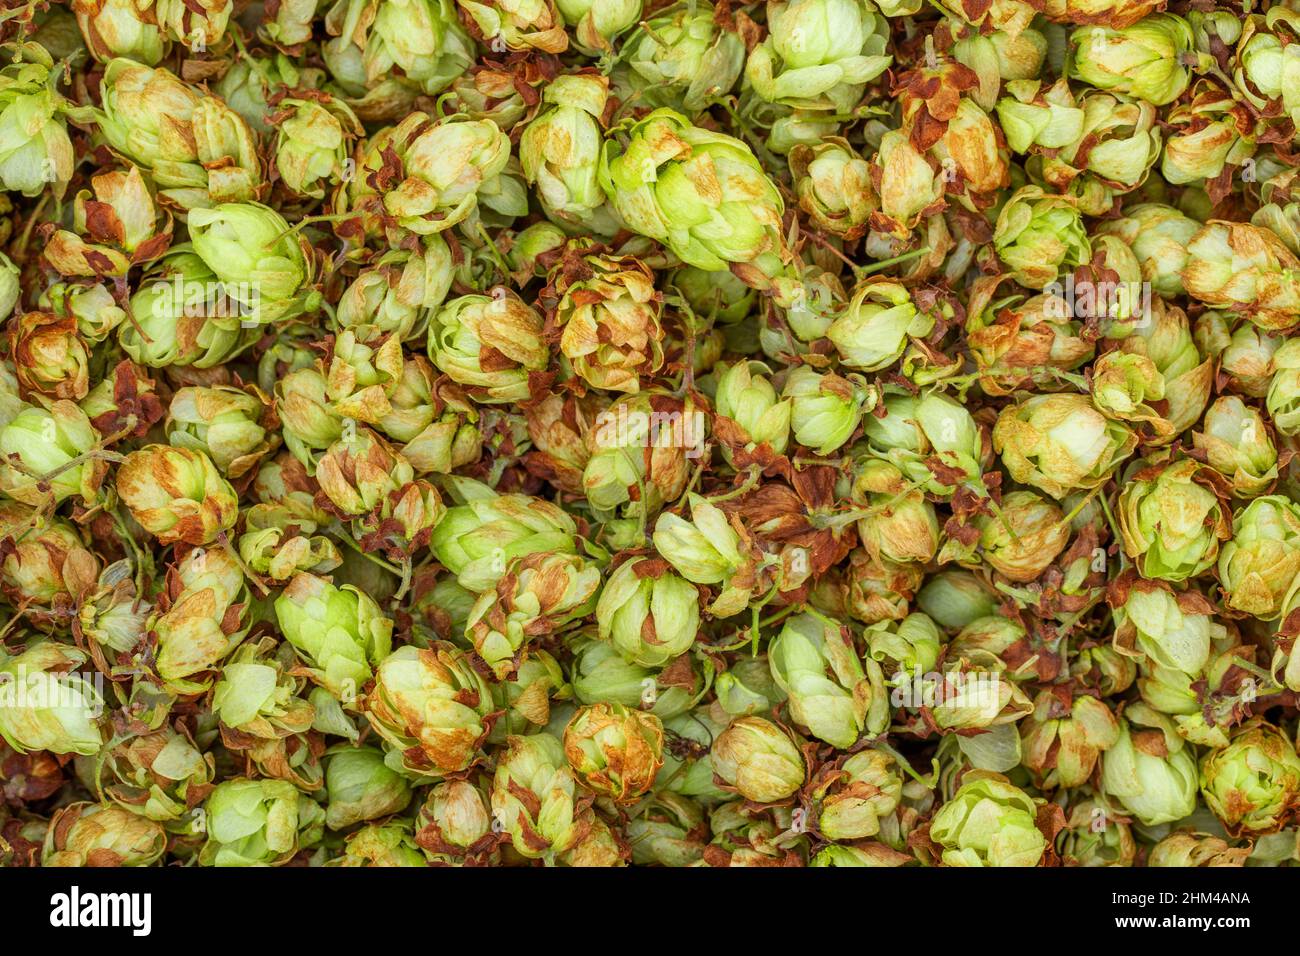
<box><xmin>1</xmin><ymin>0</ymin><xmax>1299</xmax><ymax>868</ymax></box>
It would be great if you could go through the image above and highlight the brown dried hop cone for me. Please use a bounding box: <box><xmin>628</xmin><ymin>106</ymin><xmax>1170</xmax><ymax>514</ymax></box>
<box><xmin>465</xmin><ymin>550</ymin><xmax>600</xmax><ymax>679</ymax></box>
<box><xmin>149</xmin><ymin>546</ymin><xmax>251</xmax><ymax>694</ymax></box>
<box><xmin>545</xmin><ymin>243</ymin><xmax>665</xmax><ymax>393</ymax></box>
<box><xmin>0</xmin><ymin>502</ymin><xmax>99</xmax><ymax>629</ymax></box>
<box><xmin>414</xmin><ymin>778</ymin><xmax>500</xmax><ymax>866</ymax></box>
<box><xmin>562</xmin><ymin>703</ymin><xmax>665</xmax><ymax>803</ymax></box>
<box><xmin>315</xmin><ymin>426</ymin><xmax>445</xmax><ymax>562</ymax></box>
<box><xmin>363</xmin><ymin>643</ymin><xmax>497</xmax><ymax>780</ymax></box>
<box><xmin>115</xmin><ymin>444</ymin><xmax>239</xmax><ymax>546</ymax></box>
<box><xmin>1183</xmin><ymin>220</ymin><xmax>1300</xmax><ymax>331</ymax></box>
<box><xmin>9</xmin><ymin>311</ymin><xmax>90</xmax><ymax>404</ymax></box>
<box><xmin>40</xmin><ymin>164</ymin><xmax>172</xmax><ymax>279</ymax></box>
<box><xmin>41</xmin><ymin>802</ymin><xmax>167</xmax><ymax>867</ymax></box>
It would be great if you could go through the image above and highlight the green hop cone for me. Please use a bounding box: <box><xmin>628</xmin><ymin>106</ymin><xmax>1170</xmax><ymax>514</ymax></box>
<box><xmin>166</xmin><ymin>385</ymin><xmax>277</xmax><ymax>480</ymax></box>
<box><xmin>323</xmin><ymin>746</ymin><xmax>413</xmax><ymax>830</ymax></box>
<box><xmin>861</xmin><ymin>391</ymin><xmax>985</xmax><ymax>497</ymax></box>
<box><xmin>1095</xmin><ymin>203</ymin><xmax>1202</xmax><ymax>299</ymax></box>
<box><xmin>274</xmin><ymin>572</ymin><xmax>394</xmax><ymax>701</ymax></box>
<box><xmin>971</xmin><ymin>490</ymin><xmax>1071</xmax><ymax>583</ymax></box>
<box><xmin>430</xmin><ymin>478</ymin><xmax>579</xmax><ymax>592</ymax></box>
<box><xmin>714</xmin><ymin>361</ymin><xmax>791</xmax><ymax>462</ymax></box>
<box><xmin>783</xmin><ymin>366</ymin><xmax>874</xmax><ymax>456</ymax></box>
<box><xmin>570</xmin><ymin>640</ymin><xmax>699</xmax><ymax>720</ymax></box>
<box><xmin>212</xmin><ymin>636</ymin><xmax>316</xmax><ymax>741</ymax></box>
<box><xmin>151</xmin><ymin>547</ymin><xmax>251</xmax><ymax>694</ymax></box>
<box><xmin>0</xmin><ymin>46</ymin><xmax>76</xmax><ymax>197</ymax></box>
<box><xmin>827</xmin><ymin>279</ymin><xmax>933</xmax><ymax>373</ymax></box>
<box><xmin>42</xmin><ymin>802</ymin><xmax>167</xmax><ymax>868</ymax></box>
<box><xmin>812</xmin><ymin>748</ymin><xmax>903</xmax><ymax>841</ymax></box>
<box><xmin>490</xmin><ymin>732</ymin><xmax>582</xmax><ymax>861</ymax></box>
<box><xmin>744</xmin><ymin>0</ymin><xmax>892</xmax><ymax>112</ymax></box>
<box><xmin>852</xmin><ymin>460</ymin><xmax>940</xmax><ymax>565</ymax></box>
<box><xmin>1147</xmin><ymin>831</ymin><xmax>1249</xmax><ymax>867</ymax></box>
<box><xmin>121</xmin><ymin>249</ymin><xmax>256</xmax><ymax>370</ymax></box>
<box><xmin>0</xmin><ymin>504</ymin><xmax>96</xmax><ymax>625</ymax></box>
<box><xmin>715</xmin><ymin>656</ymin><xmax>786</xmax><ymax>717</ymax></box>
<box><xmin>626</xmin><ymin>792</ymin><xmax>708</xmax><ymax>866</ymax></box>
<box><xmin>1056</xmin><ymin>795</ymin><xmax>1136</xmax><ymax>867</ymax></box>
<box><xmin>321</xmin><ymin>0</ymin><xmax>474</xmax><ymax>116</ymax></box>
<box><xmin>363</xmin><ymin>643</ymin><xmax>495</xmax><ymax>779</ymax></box>
<box><xmin>345</xmin><ymin>112</ymin><xmax>522</xmax><ymax>237</ymax></box>
<box><xmin>1117</xmin><ymin>457</ymin><xmax>1230</xmax><ymax>582</ymax></box>
<box><xmin>769</xmin><ymin>611</ymin><xmax>888</xmax><ymax>748</ymax></box>
<box><xmin>0</xmin><ymin>401</ymin><xmax>105</xmax><ymax>508</ymax></box>
<box><xmin>86</xmin><ymin>724</ymin><xmax>215</xmax><ymax>826</ymax></box>
<box><xmin>1182</xmin><ymin>220</ymin><xmax>1300</xmax><ymax>332</ymax></box>
<box><xmin>0</xmin><ymin>642</ymin><xmax>102</xmax><ymax>756</ymax></box>
<box><xmin>1161</xmin><ymin>82</ymin><xmax>1256</xmax><ymax>187</ymax></box>
<box><xmin>335</xmin><ymin>239</ymin><xmax>454</xmax><ymax>343</ymax></box>
<box><xmin>710</xmin><ymin>715</ymin><xmax>806</xmax><ymax>803</ymax></box>
<box><xmin>414</xmin><ymin>779</ymin><xmax>498</xmax><ymax>865</ymax></box>
<box><xmin>929</xmin><ymin>771</ymin><xmax>1047</xmax><ymax>867</ymax></box>
<box><xmin>330</xmin><ymin>820</ymin><xmax>428</xmax><ymax>867</ymax></box>
<box><xmin>187</xmin><ymin>203</ymin><xmax>321</xmax><ymax>325</ymax></box>
<box><xmin>116</xmin><ymin>445</ymin><xmax>239</xmax><ymax>546</ymax></box>
<box><xmin>992</xmin><ymin>186</ymin><xmax>1090</xmax><ymax>290</ymax></box>
<box><xmin>1217</xmin><ymin>495</ymin><xmax>1300</xmax><ymax>619</ymax></box>
<box><xmin>866</xmin><ymin>611</ymin><xmax>943</xmax><ymax>676</ymax></box>
<box><xmin>520</xmin><ymin>74</ymin><xmax>614</xmax><ymax>233</ymax></box>
<box><xmin>1100</xmin><ymin>703</ymin><xmax>1198</xmax><ymax>826</ymax></box>
<box><xmin>1020</xmin><ymin>691</ymin><xmax>1119</xmax><ymax>789</ymax></box>
<box><xmin>94</xmin><ymin>59</ymin><xmax>264</xmax><ymax>209</ymax></box>
<box><xmin>465</xmin><ymin>551</ymin><xmax>601</xmax><ymax>679</ymax></box>
<box><xmin>272</xmin><ymin>95</ymin><xmax>362</xmax><ymax>201</ymax></box>
<box><xmin>1192</xmin><ymin>396</ymin><xmax>1279</xmax><ymax>498</ymax></box>
<box><xmin>1029</xmin><ymin>91</ymin><xmax>1162</xmax><ymax>216</ymax></box>
<box><xmin>651</xmin><ymin>493</ymin><xmax>758</xmax><ymax>618</ymax></box>
<box><xmin>550</xmin><ymin>249</ymin><xmax>664</xmax><ymax>392</ymax></box>
<box><xmin>74</xmin><ymin>0</ymin><xmax>167</xmax><ymax>63</ymax></box>
<box><xmin>238</xmin><ymin>503</ymin><xmax>343</xmax><ymax>583</ymax></box>
<box><xmin>1268</xmin><ymin>339</ymin><xmax>1300</xmax><ymax>435</ymax></box>
<box><xmin>595</xmin><ymin>556</ymin><xmax>700</xmax><ymax>668</ymax></box>
<box><xmin>598</xmin><ymin>109</ymin><xmax>787</xmax><ymax>288</ymax></box>
<box><xmin>790</xmin><ymin>136</ymin><xmax>874</xmax><ymax>239</ymax></box>
<box><xmin>1198</xmin><ymin>721</ymin><xmax>1300</xmax><ymax>835</ymax></box>
<box><xmin>557</xmin><ymin>0</ymin><xmax>641</xmax><ymax>54</ymax></box>
<box><xmin>1111</xmin><ymin>580</ymin><xmax>1223</xmax><ymax>675</ymax></box>
<box><xmin>427</xmin><ymin>290</ymin><xmax>549</xmax><ymax>404</ymax></box>
<box><xmin>199</xmin><ymin>778</ymin><xmax>324</xmax><ymax>867</ymax></box>
<box><xmin>993</xmin><ymin>392</ymin><xmax>1138</xmax><ymax>499</ymax></box>
<box><xmin>1068</xmin><ymin>14</ymin><xmax>1199</xmax><ymax>107</ymax></box>
<box><xmin>622</xmin><ymin>2</ymin><xmax>745</xmax><ymax>114</ymax></box>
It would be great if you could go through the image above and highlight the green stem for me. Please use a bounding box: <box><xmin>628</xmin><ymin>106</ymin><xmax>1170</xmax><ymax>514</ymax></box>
<box><xmin>705</xmin><ymin>466</ymin><xmax>760</xmax><ymax>505</ymax></box>
<box><xmin>332</xmin><ymin>526</ymin><xmax>404</xmax><ymax>578</ymax></box>
<box><xmin>855</xmin><ymin>246</ymin><xmax>933</xmax><ymax>280</ymax></box>
<box><xmin>474</xmin><ymin>221</ymin><xmax>513</xmax><ymax>283</ymax></box>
